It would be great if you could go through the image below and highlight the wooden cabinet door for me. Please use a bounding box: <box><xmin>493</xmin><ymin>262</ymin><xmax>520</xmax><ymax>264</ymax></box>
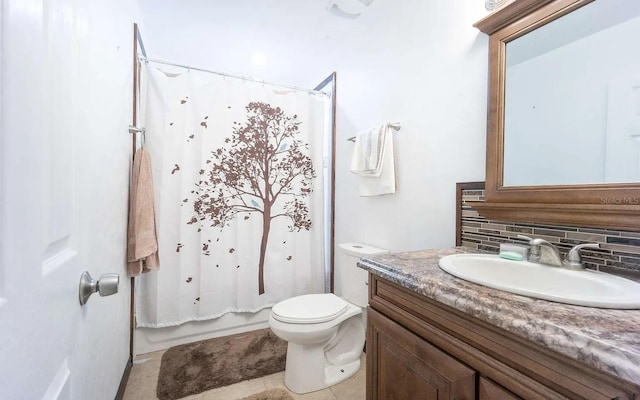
<box><xmin>479</xmin><ymin>377</ymin><xmax>522</xmax><ymax>400</ymax></box>
<box><xmin>367</xmin><ymin>308</ymin><xmax>476</xmax><ymax>400</ymax></box>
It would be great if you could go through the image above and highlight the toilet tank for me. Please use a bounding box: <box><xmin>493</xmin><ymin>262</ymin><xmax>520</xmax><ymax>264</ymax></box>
<box><xmin>337</xmin><ymin>243</ymin><xmax>389</xmax><ymax>307</ymax></box>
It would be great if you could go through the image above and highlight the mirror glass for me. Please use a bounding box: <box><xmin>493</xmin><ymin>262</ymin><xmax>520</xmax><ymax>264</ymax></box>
<box><xmin>503</xmin><ymin>0</ymin><xmax>640</xmax><ymax>186</ymax></box>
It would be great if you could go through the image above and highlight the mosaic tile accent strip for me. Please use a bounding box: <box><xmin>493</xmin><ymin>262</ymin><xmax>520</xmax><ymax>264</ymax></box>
<box><xmin>461</xmin><ymin>188</ymin><xmax>640</xmax><ymax>276</ymax></box>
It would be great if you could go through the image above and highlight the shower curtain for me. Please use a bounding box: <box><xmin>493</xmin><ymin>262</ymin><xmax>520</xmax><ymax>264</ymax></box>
<box><xmin>136</xmin><ymin>64</ymin><xmax>327</xmax><ymax>328</ymax></box>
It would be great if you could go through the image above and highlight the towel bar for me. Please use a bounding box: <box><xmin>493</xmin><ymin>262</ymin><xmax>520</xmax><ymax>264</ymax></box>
<box><xmin>347</xmin><ymin>123</ymin><xmax>401</xmax><ymax>142</ymax></box>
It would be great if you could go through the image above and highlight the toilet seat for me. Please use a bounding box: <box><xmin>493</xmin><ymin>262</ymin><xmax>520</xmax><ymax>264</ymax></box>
<box><xmin>271</xmin><ymin>293</ymin><xmax>348</xmax><ymax>324</ymax></box>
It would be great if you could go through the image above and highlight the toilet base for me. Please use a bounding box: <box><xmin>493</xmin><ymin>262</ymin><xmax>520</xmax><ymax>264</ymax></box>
<box><xmin>283</xmin><ymin>341</ymin><xmax>362</xmax><ymax>394</ymax></box>
<box><xmin>324</xmin><ymin>358</ymin><xmax>361</xmax><ymax>387</ymax></box>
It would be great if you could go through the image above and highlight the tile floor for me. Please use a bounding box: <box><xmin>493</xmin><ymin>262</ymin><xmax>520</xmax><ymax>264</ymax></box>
<box><xmin>123</xmin><ymin>350</ymin><xmax>366</xmax><ymax>400</ymax></box>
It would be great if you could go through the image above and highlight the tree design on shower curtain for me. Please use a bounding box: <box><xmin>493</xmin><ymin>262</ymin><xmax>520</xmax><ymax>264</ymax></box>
<box><xmin>189</xmin><ymin>102</ymin><xmax>316</xmax><ymax>295</ymax></box>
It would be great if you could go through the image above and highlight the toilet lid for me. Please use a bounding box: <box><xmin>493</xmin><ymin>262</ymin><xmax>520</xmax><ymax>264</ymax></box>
<box><xmin>272</xmin><ymin>293</ymin><xmax>349</xmax><ymax>324</ymax></box>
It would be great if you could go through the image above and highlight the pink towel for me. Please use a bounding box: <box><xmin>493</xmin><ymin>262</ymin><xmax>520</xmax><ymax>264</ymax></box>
<box><xmin>127</xmin><ymin>148</ymin><xmax>160</xmax><ymax>276</ymax></box>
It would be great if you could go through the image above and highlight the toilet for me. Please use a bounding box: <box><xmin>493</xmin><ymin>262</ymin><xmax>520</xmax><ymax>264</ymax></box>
<box><xmin>268</xmin><ymin>242</ymin><xmax>389</xmax><ymax>394</ymax></box>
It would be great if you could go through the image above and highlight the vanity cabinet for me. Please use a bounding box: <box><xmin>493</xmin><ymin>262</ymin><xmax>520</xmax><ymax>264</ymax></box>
<box><xmin>366</xmin><ymin>274</ymin><xmax>640</xmax><ymax>400</ymax></box>
<box><xmin>479</xmin><ymin>378</ymin><xmax>521</xmax><ymax>400</ymax></box>
<box><xmin>367</xmin><ymin>307</ymin><xmax>475</xmax><ymax>399</ymax></box>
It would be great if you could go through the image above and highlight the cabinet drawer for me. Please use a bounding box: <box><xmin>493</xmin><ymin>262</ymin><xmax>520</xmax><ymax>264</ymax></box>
<box><xmin>480</xmin><ymin>377</ymin><xmax>522</xmax><ymax>400</ymax></box>
<box><xmin>367</xmin><ymin>307</ymin><xmax>475</xmax><ymax>400</ymax></box>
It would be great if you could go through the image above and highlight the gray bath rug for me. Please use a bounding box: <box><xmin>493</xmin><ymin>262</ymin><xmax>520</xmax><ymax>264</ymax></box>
<box><xmin>239</xmin><ymin>388</ymin><xmax>294</xmax><ymax>400</ymax></box>
<box><xmin>156</xmin><ymin>328</ymin><xmax>287</xmax><ymax>400</ymax></box>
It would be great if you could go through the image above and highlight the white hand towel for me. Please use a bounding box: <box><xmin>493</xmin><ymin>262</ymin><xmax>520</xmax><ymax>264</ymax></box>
<box><xmin>354</xmin><ymin>124</ymin><xmax>397</xmax><ymax>196</ymax></box>
<box><xmin>350</xmin><ymin>127</ymin><xmax>384</xmax><ymax>176</ymax></box>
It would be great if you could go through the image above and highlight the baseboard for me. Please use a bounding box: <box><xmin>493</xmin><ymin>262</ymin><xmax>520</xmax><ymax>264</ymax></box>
<box><xmin>114</xmin><ymin>356</ymin><xmax>133</xmax><ymax>400</ymax></box>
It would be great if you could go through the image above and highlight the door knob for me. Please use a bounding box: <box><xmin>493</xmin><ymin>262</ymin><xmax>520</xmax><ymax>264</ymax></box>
<box><xmin>79</xmin><ymin>271</ymin><xmax>119</xmax><ymax>305</ymax></box>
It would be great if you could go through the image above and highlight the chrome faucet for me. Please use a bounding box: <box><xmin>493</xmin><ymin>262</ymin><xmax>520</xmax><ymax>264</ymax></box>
<box><xmin>517</xmin><ymin>235</ymin><xmax>600</xmax><ymax>270</ymax></box>
<box><xmin>518</xmin><ymin>235</ymin><xmax>563</xmax><ymax>267</ymax></box>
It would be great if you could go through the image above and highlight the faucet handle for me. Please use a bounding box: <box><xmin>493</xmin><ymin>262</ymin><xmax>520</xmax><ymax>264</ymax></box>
<box><xmin>516</xmin><ymin>234</ymin><xmax>533</xmax><ymax>243</ymax></box>
<box><xmin>563</xmin><ymin>243</ymin><xmax>600</xmax><ymax>270</ymax></box>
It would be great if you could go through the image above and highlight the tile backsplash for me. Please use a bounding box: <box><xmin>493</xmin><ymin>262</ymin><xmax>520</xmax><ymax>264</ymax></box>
<box><xmin>460</xmin><ymin>186</ymin><xmax>640</xmax><ymax>277</ymax></box>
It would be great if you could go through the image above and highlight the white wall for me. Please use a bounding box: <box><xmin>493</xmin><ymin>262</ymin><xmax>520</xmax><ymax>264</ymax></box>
<box><xmin>139</xmin><ymin>0</ymin><xmax>488</xmax><ymax>255</ymax></box>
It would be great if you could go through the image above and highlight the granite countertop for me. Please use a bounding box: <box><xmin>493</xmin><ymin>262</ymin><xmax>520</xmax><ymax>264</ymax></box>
<box><xmin>357</xmin><ymin>246</ymin><xmax>640</xmax><ymax>384</ymax></box>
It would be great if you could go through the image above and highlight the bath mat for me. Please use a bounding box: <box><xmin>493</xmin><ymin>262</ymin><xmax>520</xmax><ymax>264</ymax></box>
<box><xmin>239</xmin><ymin>388</ymin><xmax>294</xmax><ymax>400</ymax></box>
<box><xmin>156</xmin><ymin>328</ymin><xmax>287</xmax><ymax>400</ymax></box>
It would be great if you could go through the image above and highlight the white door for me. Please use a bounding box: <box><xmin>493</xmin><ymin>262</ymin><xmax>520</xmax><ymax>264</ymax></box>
<box><xmin>0</xmin><ymin>1</ymin><xmax>134</xmax><ymax>399</ymax></box>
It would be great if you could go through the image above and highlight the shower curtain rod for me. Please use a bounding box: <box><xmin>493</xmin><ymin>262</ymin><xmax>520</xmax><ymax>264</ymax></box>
<box><xmin>140</xmin><ymin>56</ymin><xmax>330</xmax><ymax>97</ymax></box>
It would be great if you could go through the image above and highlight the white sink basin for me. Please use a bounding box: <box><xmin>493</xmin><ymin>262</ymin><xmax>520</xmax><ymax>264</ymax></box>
<box><xmin>438</xmin><ymin>254</ymin><xmax>640</xmax><ymax>309</ymax></box>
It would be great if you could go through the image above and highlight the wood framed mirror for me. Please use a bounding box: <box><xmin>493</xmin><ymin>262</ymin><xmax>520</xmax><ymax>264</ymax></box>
<box><xmin>471</xmin><ymin>0</ymin><xmax>640</xmax><ymax>230</ymax></box>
